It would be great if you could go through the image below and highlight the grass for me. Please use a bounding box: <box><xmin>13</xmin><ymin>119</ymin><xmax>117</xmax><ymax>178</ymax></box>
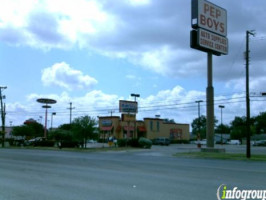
<box><xmin>174</xmin><ymin>152</ymin><xmax>266</xmax><ymax>162</ymax></box>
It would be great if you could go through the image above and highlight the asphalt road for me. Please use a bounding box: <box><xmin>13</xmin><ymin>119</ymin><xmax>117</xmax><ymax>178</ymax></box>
<box><xmin>0</xmin><ymin>146</ymin><xmax>266</xmax><ymax>200</ymax></box>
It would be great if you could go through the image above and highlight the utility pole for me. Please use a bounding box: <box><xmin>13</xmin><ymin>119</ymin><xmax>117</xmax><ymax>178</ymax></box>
<box><xmin>246</xmin><ymin>30</ymin><xmax>255</xmax><ymax>158</ymax></box>
<box><xmin>108</xmin><ymin>110</ymin><xmax>115</xmax><ymax>117</ymax></box>
<box><xmin>0</xmin><ymin>86</ymin><xmax>7</xmax><ymax>148</ymax></box>
<box><xmin>195</xmin><ymin>100</ymin><xmax>203</xmax><ymax>140</ymax></box>
<box><xmin>67</xmin><ymin>102</ymin><xmax>75</xmax><ymax>124</ymax></box>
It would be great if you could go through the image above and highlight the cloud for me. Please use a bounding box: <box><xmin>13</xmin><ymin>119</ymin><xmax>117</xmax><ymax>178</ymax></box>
<box><xmin>41</xmin><ymin>62</ymin><xmax>98</xmax><ymax>91</ymax></box>
<box><xmin>0</xmin><ymin>0</ymin><xmax>266</xmax><ymax>82</ymax></box>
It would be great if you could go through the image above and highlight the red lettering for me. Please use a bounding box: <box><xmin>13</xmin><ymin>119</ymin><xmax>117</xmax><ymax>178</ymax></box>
<box><xmin>216</xmin><ymin>10</ymin><xmax>221</xmax><ymax>18</ymax></box>
<box><xmin>210</xmin><ymin>6</ymin><xmax>215</xmax><ymax>17</ymax></box>
<box><xmin>207</xmin><ymin>18</ymin><xmax>213</xmax><ymax>28</ymax></box>
<box><xmin>204</xmin><ymin>4</ymin><xmax>209</xmax><ymax>14</ymax></box>
<box><xmin>220</xmin><ymin>23</ymin><xmax>224</xmax><ymax>33</ymax></box>
<box><xmin>213</xmin><ymin>20</ymin><xmax>219</xmax><ymax>31</ymax></box>
<box><xmin>200</xmin><ymin>14</ymin><xmax>206</xmax><ymax>26</ymax></box>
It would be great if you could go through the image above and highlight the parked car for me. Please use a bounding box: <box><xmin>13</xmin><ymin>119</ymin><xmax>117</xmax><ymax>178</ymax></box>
<box><xmin>227</xmin><ymin>140</ymin><xmax>241</xmax><ymax>145</ymax></box>
<box><xmin>253</xmin><ymin>140</ymin><xmax>266</xmax><ymax>147</ymax></box>
<box><xmin>153</xmin><ymin>137</ymin><xmax>170</xmax><ymax>145</ymax></box>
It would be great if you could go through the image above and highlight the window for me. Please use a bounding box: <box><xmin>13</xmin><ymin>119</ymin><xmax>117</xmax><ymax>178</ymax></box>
<box><xmin>150</xmin><ymin>121</ymin><xmax>153</xmax><ymax>131</ymax></box>
<box><xmin>157</xmin><ymin>121</ymin><xmax>160</xmax><ymax>132</ymax></box>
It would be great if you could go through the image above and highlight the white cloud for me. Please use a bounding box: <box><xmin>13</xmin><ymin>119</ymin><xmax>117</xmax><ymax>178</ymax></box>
<box><xmin>41</xmin><ymin>62</ymin><xmax>98</xmax><ymax>91</ymax></box>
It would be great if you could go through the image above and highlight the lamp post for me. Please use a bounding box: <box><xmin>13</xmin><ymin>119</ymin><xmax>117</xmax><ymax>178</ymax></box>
<box><xmin>51</xmin><ymin>112</ymin><xmax>56</xmax><ymax>130</ymax></box>
<box><xmin>37</xmin><ymin>98</ymin><xmax>57</xmax><ymax>138</ymax></box>
<box><xmin>131</xmin><ymin>93</ymin><xmax>140</xmax><ymax>139</ymax></box>
<box><xmin>195</xmin><ymin>100</ymin><xmax>203</xmax><ymax>140</ymax></box>
<box><xmin>0</xmin><ymin>86</ymin><xmax>7</xmax><ymax>147</ymax></box>
<box><xmin>219</xmin><ymin>105</ymin><xmax>225</xmax><ymax>144</ymax></box>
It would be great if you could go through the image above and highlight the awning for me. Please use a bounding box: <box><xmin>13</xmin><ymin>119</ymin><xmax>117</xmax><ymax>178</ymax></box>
<box><xmin>138</xmin><ymin>126</ymin><xmax>146</xmax><ymax>132</ymax></box>
<box><xmin>100</xmin><ymin>126</ymin><xmax>113</xmax><ymax>131</ymax></box>
<box><xmin>123</xmin><ymin>126</ymin><xmax>134</xmax><ymax>131</ymax></box>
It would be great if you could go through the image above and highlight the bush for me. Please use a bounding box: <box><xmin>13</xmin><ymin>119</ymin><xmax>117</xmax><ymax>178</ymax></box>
<box><xmin>171</xmin><ymin>140</ymin><xmax>190</xmax><ymax>144</ymax></box>
<box><xmin>128</xmin><ymin>138</ymin><xmax>140</xmax><ymax>147</ymax></box>
<box><xmin>138</xmin><ymin>137</ymin><xmax>152</xmax><ymax>149</ymax></box>
<box><xmin>34</xmin><ymin>140</ymin><xmax>55</xmax><ymax>147</ymax></box>
<box><xmin>117</xmin><ymin>139</ymin><xmax>127</xmax><ymax>147</ymax></box>
<box><xmin>61</xmin><ymin>141</ymin><xmax>79</xmax><ymax>148</ymax></box>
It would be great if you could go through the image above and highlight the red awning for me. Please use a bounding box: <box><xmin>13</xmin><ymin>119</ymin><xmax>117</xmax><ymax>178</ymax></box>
<box><xmin>100</xmin><ymin>126</ymin><xmax>113</xmax><ymax>131</ymax></box>
<box><xmin>138</xmin><ymin>126</ymin><xmax>146</xmax><ymax>132</ymax></box>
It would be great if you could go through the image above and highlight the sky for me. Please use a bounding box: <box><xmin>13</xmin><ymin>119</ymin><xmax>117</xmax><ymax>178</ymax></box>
<box><xmin>0</xmin><ymin>0</ymin><xmax>266</xmax><ymax>128</ymax></box>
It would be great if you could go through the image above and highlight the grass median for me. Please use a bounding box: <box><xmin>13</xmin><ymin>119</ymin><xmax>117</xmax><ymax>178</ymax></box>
<box><xmin>174</xmin><ymin>152</ymin><xmax>266</xmax><ymax>162</ymax></box>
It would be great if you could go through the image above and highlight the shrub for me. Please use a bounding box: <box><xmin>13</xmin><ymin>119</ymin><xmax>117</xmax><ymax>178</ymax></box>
<box><xmin>117</xmin><ymin>139</ymin><xmax>127</xmax><ymax>147</ymax></box>
<box><xmin>127</xmin><ymin>138</ymin><xmax>140</xmax><ymax>147</ymax></box>
<box><xmin>34</xmin><ymin>140</ymin><xmax>55</xmax><ymax>147</ymax></box>
<box><xmin>171</xmin><ymin>140</ymin><xmax>190</xmax><ymax>144</ymax></box>
<box><xmin>61</xmin><ymin>141</ymin><xmax>79</xmax><ymax>148</ymax></box>
<box><xmin>138</xmin><ymin>137</ymin><xmax>152</xmax><ymax>149</ymax></box>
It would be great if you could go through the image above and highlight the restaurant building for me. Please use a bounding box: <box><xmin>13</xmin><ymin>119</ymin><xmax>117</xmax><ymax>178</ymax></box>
<box><xmin>98</xmin><ymin>115</ymin><xmax>190</xmax><ymax>141</ymax></box>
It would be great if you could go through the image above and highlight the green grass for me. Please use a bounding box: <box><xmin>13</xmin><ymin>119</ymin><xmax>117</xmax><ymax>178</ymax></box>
<box><xmin>174</xmin><ymin>152</ymin><xmax>266</xmax><ymax>162</ymax></box>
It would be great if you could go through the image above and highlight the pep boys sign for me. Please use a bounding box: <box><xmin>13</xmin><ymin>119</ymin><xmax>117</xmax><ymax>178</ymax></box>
<box><xmin>192</xmin><ymin>0</ymin><xmax>227</xmax><ymax>37</ymax></box>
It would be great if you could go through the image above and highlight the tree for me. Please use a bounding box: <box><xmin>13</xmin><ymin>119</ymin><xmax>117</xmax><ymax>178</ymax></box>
<box><xmin>12</xmin><ymin>125</ymin><xmax>34</xmax><ymax>139</ymax></box>
<box><xmin>215</xmin><ymin>124</ymin><xmax>231</xmax><ymax>134</ymax></box>
<box><xmin>191</xmin><ymin>115</ymin><xmax>218</xmax><ymax>139</ymax></box>
<box><xmin>254</xmin><ymin>112</ymin><xmax>266</xmax><ymax>134</ymax></box>
<box><xmin>230</xmin><ymin>116</ymin><xmax>256</xmax><ymax>140</ymax></box>
<box><xmin>71</xmin><ymin>115</ymin><xmax>97</xmax><ymax>148</ymax></box>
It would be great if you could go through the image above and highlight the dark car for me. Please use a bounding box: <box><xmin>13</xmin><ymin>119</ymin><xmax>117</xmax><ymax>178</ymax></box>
<box><xmin>153</xmin><ymin>137</ymin><xmax>170</xmax><ymax>145</ymax></box>
<box><xmin>253</xmin><ymin>140</ymin><xmax>266</xmax><ymax>147</ymax></box>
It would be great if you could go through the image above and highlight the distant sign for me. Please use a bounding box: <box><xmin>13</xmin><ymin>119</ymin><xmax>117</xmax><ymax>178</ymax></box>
<box><xmin>102</xmin><ymin>120</ymin><xmax>112</xmax><ymax>127</ymax></box>
<box><xmin>119</xmin><ymin>100</ymin><xmax>138</xmax><ymax>113</ymax></box>
<box><xmin>192</xmin><ymin>0</ymin><xmax>227</xmax><ymax>37</ymax></box>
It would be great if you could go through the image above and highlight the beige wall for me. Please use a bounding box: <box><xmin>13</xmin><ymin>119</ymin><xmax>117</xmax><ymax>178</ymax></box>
<box><xmin>144</xmin><ymin>118</ymin><xmax>190</xmax><ymax>141</ymax></box>
<box><xmin>98</xmin><ymin>116</ymin><xmax>190</xmax><ymax>141</ymax></box>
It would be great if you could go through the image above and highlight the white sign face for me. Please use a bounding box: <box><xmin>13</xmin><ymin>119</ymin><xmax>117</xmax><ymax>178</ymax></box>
<box><xmin>198</xmin><ymin>28</ymin><xmax>228</xmax><ymax>55</ymax></box>
<box><xmin>196</xmin><ymin>0</ymin><xmax>227</xmax><ymax>36</ymax></box>
<box><xmin>119</xmin><ymin>100</ymin><xmax>138</xmax><ymax>113</ymax></box>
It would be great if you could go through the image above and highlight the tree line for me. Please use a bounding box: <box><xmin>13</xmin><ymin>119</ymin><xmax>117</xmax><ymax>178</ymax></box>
<box><xmin>191</xmin><ymin>112</ymin><xmax>266</xmax><ymax>140</ymax></box>
<box><xmin>11</xmin><ymin>115</ymin><xmax>98</xmax><ymax>147</ymax></box>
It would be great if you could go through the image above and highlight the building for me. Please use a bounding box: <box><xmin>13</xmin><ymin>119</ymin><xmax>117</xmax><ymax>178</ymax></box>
<box><xmin>98</xmin><ymin>115</ymin><xmax>190</xmax><ymax>141</ymax></box>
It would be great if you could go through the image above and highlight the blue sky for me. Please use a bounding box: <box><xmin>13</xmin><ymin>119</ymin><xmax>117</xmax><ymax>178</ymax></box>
<box><xmin>0</xmin><ymin>0</ymin><xmax>266</xmax><ymax>127</ymax></box>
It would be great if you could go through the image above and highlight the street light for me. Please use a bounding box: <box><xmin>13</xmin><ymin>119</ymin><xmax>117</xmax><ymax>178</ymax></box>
<box><xmin>218</xmin><ymin>105</ymin><xmax>225</xmax><ymax>144</ymax></box>
<box><xmin>51</xmin><ymin>112</ymin><xmax>56</xmax><ymax>130</ymax></box>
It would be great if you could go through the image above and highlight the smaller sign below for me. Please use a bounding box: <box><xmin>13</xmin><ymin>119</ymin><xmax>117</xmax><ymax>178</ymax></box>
<box><xmin>190</xmin><ymin>28</ymin><xmax>228</xmax><ymax>55</ymax></box>
<box><xmin>122</xmin><ymin>114</ymin><xmax>136</xmax><ymax>122</ymax></box>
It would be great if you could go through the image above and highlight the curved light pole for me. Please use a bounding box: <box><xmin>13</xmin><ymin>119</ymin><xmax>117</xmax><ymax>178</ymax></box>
<box><xmin>37</xmin><ymin>98</ymin><xmax>56</xmax><ymax>138</ymax></box>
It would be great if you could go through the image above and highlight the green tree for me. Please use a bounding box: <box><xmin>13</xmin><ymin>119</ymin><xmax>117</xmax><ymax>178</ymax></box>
<box><xmin>215</xmin><ymin>124</ymin><xmax>231</xmax><ymax>134</ymax></box>
<box><xmin>71</xmin><ymin>115</ymin><xmax>97</xmax><ymax>148</ymax></box>
<box><xmin>230</xmin><ymin>116</ymin><xmax>255</xmax><ymax>140</ymax></box>
<box><xmin>12</xmin><ymin>125</ymin><xmax>34</xmax><ymax>138</ymax></box>
<box><xmin>254</xmin><ymin>112</ymin><xmax>266</xmax><ymax>134</ymax></box>
<box><xmin>191</xmin><ymin>115</ymin><xmax>218</xmax><ymax>139</ymax></box>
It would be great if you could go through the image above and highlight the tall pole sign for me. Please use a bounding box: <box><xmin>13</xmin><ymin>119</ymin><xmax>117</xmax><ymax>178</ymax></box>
<box><xmin>190</xmin><ymin>0</ymin><xmax>228</xmax><ymax>148</ymax></box>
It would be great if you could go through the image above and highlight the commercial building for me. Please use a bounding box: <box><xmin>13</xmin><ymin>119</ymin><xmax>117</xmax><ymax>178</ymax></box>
<box><xmin>98</xmin><ymin>115</ymin><xmax>190</xmax><ymax>141</ymax></box>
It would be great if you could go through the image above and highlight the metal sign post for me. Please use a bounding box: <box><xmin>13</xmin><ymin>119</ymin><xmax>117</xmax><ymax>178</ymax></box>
<box><xmin>206</xmin><ymin>52</ymin><xmax>214</xmax><ymax>147</ymax></box>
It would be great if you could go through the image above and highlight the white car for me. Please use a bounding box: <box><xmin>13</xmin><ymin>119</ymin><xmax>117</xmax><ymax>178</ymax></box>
<box><xmin>227</xmin><ymin>140</ymin><xmax>241</xmax><ymax>145</ymax></box>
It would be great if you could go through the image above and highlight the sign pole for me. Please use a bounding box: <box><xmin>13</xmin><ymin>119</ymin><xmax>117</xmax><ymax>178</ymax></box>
<box><xmin>206</xmin><ymin>52</ymin><xmax>214</xmax><ymax>148</ymax></box>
